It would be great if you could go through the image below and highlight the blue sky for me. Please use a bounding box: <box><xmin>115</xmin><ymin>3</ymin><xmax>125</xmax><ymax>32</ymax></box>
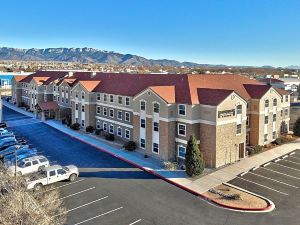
<box><xmin>0</xmin><ymin>0</ymin><xmax>299</xmax><ymax>67</ymax></box>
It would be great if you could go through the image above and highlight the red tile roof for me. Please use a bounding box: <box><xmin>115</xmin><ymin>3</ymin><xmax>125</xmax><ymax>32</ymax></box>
<box><xmin>197</xmin><ymin>88</ymin><xmax>234</xmax><ymax>106</ymax></box>
<box><xmin>149</xmin><ymin>86</ymin><xmax>176</xmax><ymax>103</ymax></box>
<box><xmin>79</xmin><ymin>81</ymin><xmax>101</xmax><ymax>92</ymax></box>
<box><xmin>35</xmin><ymin>101</ymin><xmax>59</xmax><ymax>111</ymax></box>
<box><xmin>20</xmin><ymin>71</ymin><xmax>68</xmax><ymax>84</ymax></box>
<box><xmin>13</xmin><ymin>75</ymin><xmax>29</xmax><ymax>82</ymax></box>
<box><xmin>243</xmin><ymin>84</ymin><xmax>271</xmax><ymax>99</ymax></box>
<box><xmin>275</xmin><ymin>88</ymin><xmax>289</xmax><ymax>96</ymax></box>
<box><xmin>32</xmin><ymin>77</ymin><xmax>50</xmax><ymax>85</ymax></box>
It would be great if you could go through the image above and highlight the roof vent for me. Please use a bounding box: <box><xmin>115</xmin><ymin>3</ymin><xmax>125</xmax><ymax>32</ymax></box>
<box><xmin>67</xmin><ymin>71</ymin><xmax>73</xmax><ymax>77</ymax></box>
<box><xmin>91</xmin><ymin>72</ymin><xmax>97</xmax><ymax>78</ymax></box>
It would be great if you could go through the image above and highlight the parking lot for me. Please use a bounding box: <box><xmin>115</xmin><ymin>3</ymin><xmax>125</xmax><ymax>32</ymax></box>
<box><xmin>3</xmin><ymin>105</ymin><xmax>300</xmax><ymax>225</ymax></box>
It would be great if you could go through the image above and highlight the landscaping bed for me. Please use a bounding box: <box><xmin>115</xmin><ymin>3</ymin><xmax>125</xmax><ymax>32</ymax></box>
<box><xmin>204</xmin><ymin>184</ymin><xmax>268</xmax><ymax>209</ymax></box>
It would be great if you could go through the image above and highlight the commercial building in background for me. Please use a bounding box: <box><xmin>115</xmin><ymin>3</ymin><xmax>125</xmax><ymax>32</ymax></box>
<box><xmin>12</xmin><ymin>71</ymin><xmax>291</xmax><ymax>168</ymax></box>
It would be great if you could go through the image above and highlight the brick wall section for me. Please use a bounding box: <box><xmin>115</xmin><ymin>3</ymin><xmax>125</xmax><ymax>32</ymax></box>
<box><xmin>199</xmin><ymin>123</ymin><xmax>216</xmax><ymax>168</ymax></box>
<box><xmin>160</xmin><ymin>121</ymin><xmax>176</xmax><ymax>161</ymax></box>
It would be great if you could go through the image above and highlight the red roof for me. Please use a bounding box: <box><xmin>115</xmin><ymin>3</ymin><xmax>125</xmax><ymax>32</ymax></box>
<box><xmin>243</xmin><ymin>84</ymin><xmax>271</xmax><ymax>99</ymax></box>
<box><xmin>149</xmin><ymin>86</ymin><xmax>176</xmax><ymax>103</ymax></box>
<box><xmin>197</xmin><ymin>88</ymin><xmax>234</xmax><ymax>106</ymax></box>
<box><xmin>275</xmin><ymin>88</ymin><xmax>289</xmax><ymax>96</ymax></box>
<box><xmin>35</xmin><ymin>101</ymin><xmax>59</xmax><ymax>111</ymax></box>
<box><xmin>20</xmin><ymin>71</ymin><xmax>68</xmax><ymax>84</ymax></box>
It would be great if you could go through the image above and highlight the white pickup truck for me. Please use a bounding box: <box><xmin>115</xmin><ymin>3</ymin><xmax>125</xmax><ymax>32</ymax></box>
<box><xmin>26</xmin><ymin>165</ymin><xmax>79</xmax><ymax>191</ymax></box>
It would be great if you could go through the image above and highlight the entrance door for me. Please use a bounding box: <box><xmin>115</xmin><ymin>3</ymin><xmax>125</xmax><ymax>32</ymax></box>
<box><xmin>239</xmin><ymin>143</ymin><xmax>245</xmax><ymax>158</ymax></box>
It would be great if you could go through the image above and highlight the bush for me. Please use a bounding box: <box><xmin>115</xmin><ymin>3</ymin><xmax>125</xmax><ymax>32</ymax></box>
<box><xmin>105</xmin><ymin>134</ymin><xmax>115</xmax><ymax>141</ymax></box>
<box><xmin>70</xmin><ymin>123</ymin><xmax>80</xmax><ymax>130</ymax></box>
<box><xmin>95</xmin><ymin>129</ymin><xmax>102</xmax><ymax>135</ymax></box>
<box><xmin>273</xmin><ymin>138</ymin><xmax>282</xmax><ymax>145</ymax></box>
<box><xmin>123</xmin><ymin>141</ymin><xmax>137</xmax><ymax>151</ymax></box>
<box><xmin>86</xmin><ymin>126</ymin><xmax>95</xmax><ymax>133</ymax></box>
<box><xmin>293</xmin><ymin>117</ymin><xmax>300</xmax><ymax>137</ymax></box>
<box><xmin>253</xmin><ymin>145</ymin><xmax>262</xmax><ymax>154</ymax></box>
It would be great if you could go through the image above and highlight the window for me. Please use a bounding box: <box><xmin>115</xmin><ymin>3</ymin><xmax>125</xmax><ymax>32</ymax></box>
<box><xmin>125</xmin><ymin>97</ymin><xmax>130</xmax><ymax>106</ymax></box>
<box><xmin>272</xmin><ymin>131</ymin><xmax>276</xmax><ymax>139</ymax></box>
<box><xmin>32</xmin><ymin>160</ymin><xmax>38</xmax><ymax>165</ymax></box>
<box><xmin>103</xmin><ymin>107</ymin><xmax>107</xmax><ymax>116</ymax></box>
<box><xmin>117</xmin><ymin>111</ymin><xmax>122</xmax><ymax>120</ymax></box>
<box><xmin>97</xmin><ymin>106</ymin><xmax>101</xmax><ymax>114</ymax></box>
<box><xmin>140</xmin><ymin>101</ymin><xmax>146</xmax><ymax>111</ymax></box>
<box><xmin>103</xmin><ymin>122</ymin><xmax>107</xmax><ymax>131</ymax></box>
<box><xmin>39</xmin><ymin>158</ymin><xmax>47</xmax><ymax>163</ymax></box>
<box><xmin>110</xmin><ymin>95</ymin><xmax>114</xmax><ymax>103</ymax></box>
<box><xmin>53</xmin><ymin>96</ymin><xmax>56</xmax><ymax>101</ymax></box>
<box><xmin>178</xmin><ymin>124</ymin><xmax>186</xmax><ymax>136</ymax></box>
<box><xmin>53</xmin><ymin>86</ymin><xmax>56</xmax><ymax>91</ymax></box>
<box><xmin>57</xmin><ymin>96</ymin><xmax>60</xmax><ymax>102</ymax></box>
<box><xmin>61</xmin><ymin>98</ymin><xmax>64</xmax><ymax>103</ymax></box>
<box><xmin>281</xmin><ymin>110</ymin><xmax>283</xmax><ymax>117</ymax></box>
<box><xmin>109</xmin><ymin>109</ymin><xmax>114</xmax><ymax>118</ymax></box>
<box><xmin>265</xmin><ymin>99</ymin><xmax>269</xmax><ymax>108</ymax></box>
<box><xmin>57</xmin><ymin>169</ymin><xmax>66</xmax><ymax>175</ymax></box>
<box><xmin>273</xmin><ymin>99</ymin><xmax>277</xmax><ymax>106</ymax></box>
<box><xmin>57</xmin><ymin>87</ymin><xmax>60</xmax><ymax>91</ymax></box>
<box><xmin>140</xmin><ymin>119</ymin><xmax>146</xmax><ymax>128</ymax></box>
<box><xmin>82</xmin><ymin>105</ymin><xmax>85</xmax><ymax>112</ymax></box>
<box><xmin>236</xmin><ymin>124</ymin><xmax>242</xmax><ymax>134</ymax></box>
<box><xmin>97</xmin><ymin>93</ymin><xmax>101</xmax><ymax>101</ymax></box>
<box><xmin>273</xmin><ymin>114</ymin><xmax>276</xmax><ymax>122</ymax></box>
<box><xmin>153</xmin><ymin>143</ymin><xmax>159</xmax><ymax>154</ymax></box>
<box><xmin>285</xmin><ymin>95</ymin><xmax>288</xmax><ymax>102</ymax></box>
<box><xmin>178</xmin><ymin>104</ymin><xmax>186</xmax><ymax>116</ymax></box>
<box><xmin>140</xmin><ymin>138</ymin><xmax>145</xmax><ymax>149</ymax></box>
<box><xmin>66</xmin><ymin>88</ymin><xmax>69</xmax><ymax>94</ymax></box>
<box><xmin>125</xmin><ymin>129</ymin><xmax>130</xmax><ymax>139</ymax></box>
<box><xmin>178</xmin><ymin>146</ymin><xmax>186</xmax><ymax>159</ymax></box>
<box><xmin>66</xmin><ymin>98</ymin><xmax>69</xmax><ymax>104</ymax></box>
<box><xmin>49</xmin><ymin>171</ymin><xmax>56</xmax><ymax>176</ymax></box>
<box><xmin>104</xmin><ymin>94</ymin><xmax>107</xmax><ymax>102</ymax></box>
<box><xmin>75</xmin><ymin>104</ymin><xmax>78</xmax><ymax>110</ymax></box>
<box><xmin>75</xmin><ymin>91</ymin><xmax>78</xmax><ymax>98</ymax></box>
<box><xmin>264</xmin><ymin>116</ymin><xmax>268</xmax><ymax>124</ymax></box>
<box><xmin>118</xmin><ymin>96</ymin><xmax>123</xmax><ymax>104</ymax></box>
<box><xmin>109</xmin><ymin>124</ymin><xmax>114</xmax><ymax>134</ymax></box>
<box><xmin>125</xmin><ymin>112</ymin><xmax>130</xmax><ymax>122</ymax></box>
<box><xmin>117</xmin><ymin>127</ymin><xmax>122</xmax><ymax>136</ymax></box>
<box><xmin>236</xmin><ymin>105</ymin><xmax>242</xmax><ymax>114</ymax></box>
<box><xmin>246</xmin><ymin>115</ymin><xmax>250</xmax><ymax>126</ymax></box>
<box><xmin>153</xmin><ymin>122</ymin><xmax>159</xmax><ymax>132</ymax></box>
<box><xmin>62</xmin><ymin>87</ymin><xmax>64</xmax><ymax>93</ymax></box>
<box><xmin>81</xmin><ymin>92</ymin><xmax>85</xmax><ymax>100</ymax></box>
<box><xmin>81</xmin><ymin>120</ymin><xmax>85</xmax><ymax>127</ymax></box>
<box><xmin>264</xmin><ymin>134</ymin><xmax>268</xmax><ymax>142</ymax></box>
<box><xmin>285</xmin><ymin>108</ymin><xmax>289</xmax><ymax>116</ymax></box>
<box><xmin>96</xmin><ymin>121</ymin><xmax>101</xmax><ymax>129</ymax></box>
<box><xmin>153</xmin><ymin>103</ymin><xmax>160</xmax><ymax>113</ymax></box>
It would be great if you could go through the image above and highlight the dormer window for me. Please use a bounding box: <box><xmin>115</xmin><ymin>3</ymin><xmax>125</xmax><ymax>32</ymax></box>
<box><xmin>265</xmin><ymin>99</ymin><xmax>269</xmax><ymax>108</ymax></box>
<box><xmin>153</xmin><ymin>103</ymin><xmax>160</xmax><ymax>113</ymax></box>
<box><xmin>236</xmin><ymin>105</ymin><xmax>242</xmax><ymax>114</ymax></box>
<box><xmin>140</xmin><ymin>101</ymin><xmax>146</xmax><ymax>111</ymax></box>
<box><xmin>273</xmin><ymin>99</ymin><xmax>277</xmax><ymax>106</ymax></box>
<box><xmin>81</xmin><ymin>92</ymin><xmax>85</xmax><ymax>100</ymax></box>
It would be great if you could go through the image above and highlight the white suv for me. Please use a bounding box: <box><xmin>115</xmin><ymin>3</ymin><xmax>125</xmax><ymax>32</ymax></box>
<box><xmin>8</xmin><ymin>155</ymin><xmax>50</xmax><ymax>176</ymax></box>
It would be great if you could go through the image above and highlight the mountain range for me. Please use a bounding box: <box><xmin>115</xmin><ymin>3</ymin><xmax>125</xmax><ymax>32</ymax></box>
<box><xmin>0</xmin><ymin>47</ymin><xmax>211</xmax><ymax>67</ymax></box>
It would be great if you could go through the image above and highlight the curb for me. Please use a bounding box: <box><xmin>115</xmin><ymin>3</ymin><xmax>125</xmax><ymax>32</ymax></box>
<box><xmin>4</xmin><ymin>103</ymin><xmax>274</xmax><ymax>213</ymax></box>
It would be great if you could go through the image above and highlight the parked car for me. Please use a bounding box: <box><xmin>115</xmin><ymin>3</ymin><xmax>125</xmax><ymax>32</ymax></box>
<box><xmin>3</xmin><ymin>148</ymin><xmax>37</xmax><ymax>163</ymax></box>
<box><xmin>0</xmin><ymin>129</ymin><xmax>13</xmax><ymax>136</ymax></box>
<box><xmin>0</xmin><ymin>123</ymin><xmax>7</xmax><ymax>128</ymax></box>
<box><xmin>0</xmin><ymin>137</ymin><xmax>26</xmax><ymax>151</ymax></box>
<box><xmin>0</xmin><ymin>134</ymin><xmax>15</xmax><ymax>140</ymax></box>
<box><xmin>0</xmin><ymin>145</ymin><xmax>30</xmax><ymax>158</ymax></box>
<box><xmin>26</xmin><ymin>165</ymin><xmax>79</xmax><ymax>191</ymax></box>
<box><xmin>7</xmin><ymin>155</ymin><xmax>49</xmax><ymax>176</ymax></box>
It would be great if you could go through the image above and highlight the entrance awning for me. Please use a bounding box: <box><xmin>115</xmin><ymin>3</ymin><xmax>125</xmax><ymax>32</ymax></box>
<box><xmin>35</xmin><ymin>101</ymin><xmax>59</xmax><ymax>111</ymax></box>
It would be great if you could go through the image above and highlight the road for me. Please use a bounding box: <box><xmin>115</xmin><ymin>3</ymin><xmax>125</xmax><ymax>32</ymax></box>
<box><xmin>3</xmin><ymin>106</ymin><xmax>300</xmax><ymax>225</ymax></box>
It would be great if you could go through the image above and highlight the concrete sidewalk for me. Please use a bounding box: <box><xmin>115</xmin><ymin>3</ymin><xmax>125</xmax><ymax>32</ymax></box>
<box><xmin>3</xmin><ymin>101</ymin><xmax>299</xmax><ymax>194</ymax></box>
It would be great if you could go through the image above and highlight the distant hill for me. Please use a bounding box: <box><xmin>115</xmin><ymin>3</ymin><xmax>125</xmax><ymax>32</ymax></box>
<box><xmin>0</xmin><ymin>47</ymin><xmax>212</xmax><ymax>67</ymax></box>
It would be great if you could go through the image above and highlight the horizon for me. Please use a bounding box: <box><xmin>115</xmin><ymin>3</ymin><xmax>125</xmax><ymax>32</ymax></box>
<box><xmin>0</xmin><ymin>0</ymin><xmax>300</xmax><ymax>67</ymax></box>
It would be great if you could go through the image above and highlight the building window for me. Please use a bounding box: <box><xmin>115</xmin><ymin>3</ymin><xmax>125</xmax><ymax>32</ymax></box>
<box><xmin>281</xmin><ymin>110</ymin><xmax>283</xmax><ymax>117</ymax></box>
<box><xmin>264</xmin><ymin>116</ymin><xmax>268</xmax><ymax>124</ymax></box>
<box><xmin>109</xmin><ymin>124</ymin><xmax>114</xmax><ymax>134</ymax></box>
<box><xmin>57</xmin><ymin>96</ymin><xmax>60</xmax><ymax>102</ymax></box>
<box><xmin>117</xmin><ymin>127</ymin><xmax>122</xmax><ymax>137</ymax></box>
<box><xmin>140</xmin><ymin>101</ymin><xmax>146</xmax><ymax>111</ymax></box>
<box><xmin>246</xmin><ymin>115</ymin><xmax>250</xmax><ymax>126</ymax></box>
<box><xmin>96</xmin><ymin>120</ymin><xmax>101</xmax><ymax>129</ymax></box>
<box><xmin>265</xmin><ymin>99</ymin><xmax>269</xmax><ymax>108</ymax></box>
<box><xmin>103</xmin><ymin>122</ymin><xmax>107</xmax><ymax>131</ymax></box>
<box><xmin>61</xmin><ymin>98</ymin><xmax>64</xmax><ymax>103</ymax></box>
<box><xmin>153</xmin><ymin>122</ymin><xmax>159</xmax><ymax>132</ymax></box>
<box><xmin>272</xmin><ymin>131</ymin><xmax>276</xmax><ymax>139</ymax></box>
<box><xmin>75</xmin><ymin>91</ymin><xmax>78</xmax><ymax>98</ymax></box>
<box><xmin>53</xmin><ymin>86</ymin><xmax>56</xmax><ymax>91</ymax></box>
<box><xmin>178</xmin><ymin>104</ymin><xmax>186</xmax><ymax>116</ymax></box>
<box><xmin>236</xmin><ymin>124</ymin><xmax>242</xmax><ymax>134</ymax></box>
<box><xmin>81</xmin><ymin>92</ymin><xmax>85</xmax><ymax>100</ymax></box>
<box><xmin>82</xmin><ymin>105</ymin><xmax>85</xmax><ymax>112</ymax></box>
<box><xmin>97</xmin><ymin>93</ymin><xmax>101</xmax><ymax>101</ymax></box>
<box><xmin>273</xmin><ymin>99</ymin><xmax>277</xmax><ymax>106</ymax></box>
<box><xmin>264</xmin><ymin>134</ymin><xmax>268</xmax><ymax>142</ymax></box>
<box><xmin>125</xmin><ymin>129</ymin><xmax>130</xmax><ymax>139</ymax></box>
<box><xmin>273</xmin><ymin>114</ymin><xmax>276</xmax><ymax>122</ymax></box>
<box><xmin>125</xmin><ymin>112</ymin><xmax>130</xmax><ymax>122</ymax></box>
<box><xmin>285</xmin><ymin>95</ymin><xmax>288</xmax><ymax>102</ymax></box>
<box><xmin>236</xmin><ymin>105</ymin><xmax>242</xmax><ymax>114</ymax></box>
<box><xmin>81</xmin><ymin>120</ymin><xmax>85</xmax><ymax>127</ymax></box>
<box><xmin>57</xmin><ymin>87</ymin><xmax>59</xmax><ymax>91</ymax></box>
<box><xmin>118</xmin><ymin>96</ymin><xmax>122</xmax><ymax>104</ymax></box>
<box><xmin>178</xmin><ymin>124</ymin><xmax>186</xmax><ymax>136</ymax></box>
<box><xmin>75</xmin><ymin>104</ymin><xmax>78</xmax><ymax>110</ymax></box>
<box><xmin>103</xmin><ymin>107</ymin><xmax>107</xmax><ymax>116</ymax></box>
<box><xmin>140</xmin><ymin>138</ymin><xmax>145</xmax><ymax>149</ymax></box>
<box><xmin>125</xmin><ymin>97</ymin><xmax>130</xmax><ymax>106</ymax></box>
<box><xmin>66</xmin><ymin>88</ymin><xmax>68</xmax><ymax>94</ymax></box>
<box><xmin>140</xmin><ymin>119</ymin><xmax>146</xmax><ymax>128</ymax></box>
<box><xmin>153</xmin><ymin>143</ymin><xmax>159</xmax><ymax>154</ymax></box>
<box><xmin>109</xmin><ymin>109</ymin><xmax>114</xmax><ymax>118</ymax></box>
<box><xmin>53</xmin><ymin>96</ymin><xmax>56</xmax><ymax>101</ymax></box>
<box><xmin>103</xmin><ymin>94</ymin><xmax>107</xmax><ymax>102</ymax></box>
<box><xmin>97</xmin><ymin>106</ymin><xmax>101</xmax><ymax>114</ymax></box>
<box><xmin>110</xmin><ymin>95</ymin><xmax>114</xmax><ymax>103</ymax></box>
<box><xmin>117</xmin><ymin>111</ymin><xmax>122</xmax><ymax>120</ymax></box>
<box><xmin>178</xmin><ymin>146</ymin><xmax>186</xmax><ymax>159</ymax></box>
<box><xmin>285</xmin><ymin>108</ymin><xmax>289</xmax><ymax>116</ymax></box>
<box><xmin>66</xmin><ymin>98</ymin><xmax>68</xmax><ymax>104</ymax></box>
<box><xmin>153</xmin><ymin>103</ymin><xmax>160</xmax><ymax>113</ymax></box>
<box><xmin>61</xmin><ymin>87</ymin><xmax>64</xmax><ymax>93</ymax></box>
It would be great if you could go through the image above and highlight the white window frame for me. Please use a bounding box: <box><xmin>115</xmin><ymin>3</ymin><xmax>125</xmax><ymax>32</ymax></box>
<box><xmin>81</xmin><ymin>91</ymin><xmax>85</xmax><ymax>100</ymax></box>
<box><xmin>140</xmin><ymin>138</ymin><xmax>146</xmax><ymax>149</ymax></box>
<box><xmin>125</xmin><ymin>97</ymin><xmax>130</xmax><ymax>106</ymax></box>
<box><xmin>117</xmin><ymin>127</ymin><xmax>122</xmax><ymax>137</ymax></box>
<box><xmin>103</xmin><ymin>122</ymin><xmax>107</xmax><ymax>131</ymax></box>
<box><xmin>140</xmin><ymin>100</ymin><xmax>146</xmax><ymax>111</ymax></box>
<box><xmin>118</xmin><ymin>96</ymin><xmax>123</xmax><ymax>105</ymax></box>
<box><xmin>103</xmin><ymin>94</ymin><xmax>107</xmax><ymax>102</ymax></box>
<box><xmin>125</xmin><ymin>129</ymin><xmax>130</xmax><ymax>139</ymax></box>
<box><xmin>236</xmin><ymin>105</ymin><xmax>242</xmax><ymax>114</ymax></box>
<box><xmin>110</xmin><ymin>94</ymin><xmax>114</xmax><ymax>103</ymax></box>
<box><xmin>117</xmin><ymin>110</ymin><xmax>123</xmax><ymax>120</ymax></box>
<box><xmin>236</xmin><ymin>124</ymin><xmax>242</xmax><ymax>135</ymax></box>
<box><xmin>81</xmin><ymin>119</ymin><xmax>85</xmax><ymax>127</ymax></box>
<box><xmin>178</xmin><ymin>123</ymin><xmax>186</xmax><ymax>137</ymax></box>
<box><xmin>109</xmin><ymin>124</ymin><xmax>114</xmax><ymax>134</ymax></box>
<box><xmin>125</xmin><ymin>112</ymin><xmax>130</xmax><ymax>122</ymax></box>
<box><xmin>96</xmin><ymin>106</ymin><xmax>101</xmax><ymax>114</ymax></box>
<box><xmin>81</xmin><ymin>105</ymin><xmax>85</xmax><ymax>112</ymax></box>
<box><xmin>97</xmin><ymin>93</ymin><xmax>101</xmax><ymax>101</ymax></box>
<box><xmin>103</xmin><ymin>107</ymin><xmax>107</xmax><ymax>116</ymax></box>
<box><xmin>178</xmin><ymin>104</ymin><xmax>186</xmax><ymax>116</ymax></box>
<box><xmin>140</xmin><ymin>119</ymin><xmax>146</xmax><ymax>128</ymax></box>
<box><xmin>109</xmin><ymin>109</ymin><xmax>114</xmax><ymax>118</ymax></box>
<box><xmin>152</xmin><ymin>143</ymin><xmax>159</xmax><ymax>154</ymax></box>
<box><xmin>96</xmin><ymin>120</ymin><xmax>101</xmax><ymax>129</ymax></box>
<box><xmin>153</xmin><ymin>102</ymin><xmax>160</xmax><ymax>113</ymax></box>
<box><xmin>177</xmin><ymin>145</ymin><xmax>186</xmax><ymax>159</ymax></box>
<box><xmin>153</xmin><ymin>122</ymin><xmax>159</xmax><ymax>132</ymax></box>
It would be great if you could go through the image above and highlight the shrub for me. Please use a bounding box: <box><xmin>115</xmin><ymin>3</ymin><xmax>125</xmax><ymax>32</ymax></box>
<box><xmin>70</xmin><ymin>123</ymin><xmax>80</xmax><ymax>130</ymax></box>
<box><xmin>293</xmin><ymin>117</ymin><xmax>300</xmax><ymax>137</ymax></box>
<box><xmin>95</xmin><ymin>129</ymin><xmax>102</xmax><ymax>135</ymax></box>
<box><xmin>123</xmin><ymin>141</ymin><xmax>137</xmax><ymax>151</ymax></box>
<box><xmin>105</xmin><ymin>134</ymin><xmax>115</xmax><ymax>141</ymax></box>
<box><xmin>253</xmin><ymin>145</ymin><xmax>262</xmax><ymax>154</ymax></box>
<box><xmin>86</xmin><ymin>126</ymin><xmax>95</xmax><ymax>133</ymax></box>
<box><xmin>163</xmin><ymin>161</ymin><xmax>177</xmax><ymax>170</ymax></box>
<box><xmin>185</xmin><ymin>135</ymin><xmax>205</xmax><ymax>177</ymax></box>
<box><xmin>274</xmin><ymin>138</ymin><xmax>282</xmax><ymax>145</ymax></box>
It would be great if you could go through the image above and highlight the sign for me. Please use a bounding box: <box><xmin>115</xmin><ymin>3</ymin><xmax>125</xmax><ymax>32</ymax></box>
<box><xmin>218</xmin><ymin>109</ymin><xmax>235</xmax><ymax>118</ymax></box>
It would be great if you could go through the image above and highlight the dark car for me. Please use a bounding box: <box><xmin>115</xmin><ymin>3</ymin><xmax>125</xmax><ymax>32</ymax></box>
<box><xmin>0</xmin><ymin>123</ymin><xmax>7</xmax><ymax>128</ymax></box>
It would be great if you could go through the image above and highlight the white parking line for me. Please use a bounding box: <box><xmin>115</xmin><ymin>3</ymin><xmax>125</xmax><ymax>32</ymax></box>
<box><xmin>263</xmin><ymin>162</ymin><xmax>271</xmax><ymax>167</ymax></box>
<box><xmin>236</xmin><ymin>177</ymin><xmax>289</xmax><ymax>196</ymax></box>
<box><xmin>42</xmin><ymin>179</ymin><xmax>85</xmax><ymax>193</ymax></box>
<box><xmin>274</xmin><ymin>158</ymin><xmax>282</xmax><ymax>163</ymax></box>
<box><xmin>53</xmin><ymin>196</ymin><xmax>109</xmax><ymax>217</ymax></box>
<box><xmin>282</xmin><ymin>155</ymin><xmax>288</xmax><ymax>159</ymax></box>
<box><xmin>248</xmin><ymin>172</ymin><xmax>298</xmax><ymax>188</ymax></box>
<box><xmin>261</xmin><ymin>167</ymin><xmax>300</xmax><ymax>180</ymax></box>
<box><xmin>271</xmin><ymin>162</ymin><xmax>300</xmax><ymax>172</ymax></box>
<box><xmin>282</xmin><ymin>159</ymin><xmax>300</xmax><ymax>165</ymax></box>
<box><xmin>73</xmin><ymin>206</ymin><xmax>123</xmax><ymax>225</ymax></box>
<box><xmin>59</xmin><ymin>187</ymin><xmax>95</xmax><ymax>200</ymax></box>
<box><xmin>240</xmin><ymin>172</ymin><xmax>247</xmax><ymax>176</ymax></box>
<box><xmin>129</xmin><ymin>219</ymin><xmax>142</xmax><ymax>225</ymax></box>
<box><xmin>289</xmin><ymin>152</ymin><xmax>295</xmax><ymax>155</ymax></box>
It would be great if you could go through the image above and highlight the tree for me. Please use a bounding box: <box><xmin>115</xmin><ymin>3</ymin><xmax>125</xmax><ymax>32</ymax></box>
<box><xmin>185</xmin><ymin>135</ymin><xmax>205</xmax><ymax>177</ymax></box>
<box><xmin>293</xmin><ymin>117</ymin><xmax>300</xmax><ymax>137</ymax></box>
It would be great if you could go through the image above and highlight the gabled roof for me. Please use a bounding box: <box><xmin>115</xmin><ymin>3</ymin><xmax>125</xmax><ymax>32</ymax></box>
<box><xmin>275</xmin><ymin>88</ymin><xmax>289</xmax><ymax>96</ymax></box>
<box><xmin>197</xmin><ymin>88</ymin><xmax>234</xmax><ymax>106</ymax></box>
<box><xmin>35</xmin><ymin>101</ymin><xmax>59</xmax><ymax>111</ymax></box>
<box><xmin>78</xmin><ymin>80</ymin><xmax>101</xmax><ymax>92</ymax></box>
<box><xmin>243</xmin><ymin>84</ymin><xmax>271</xmax><ymax>99</ymax></box>
<box><xmin>20</xmin><ymin>71</ymin><xmax>68</xmax><ymax>84</ymax></box>
<box><xmin>57</xmin><ymin>78</ymin><xmax>77</xmax><ymax>87</ymax></box>
<box><xmin>32</xmin><ymin>77</ymin><xmax>50</xmax><ymax>85</ymax></box>
<box><xmin>13</xmin><ymin>75</ymin><xmax>28</xmax><ymax>82</ymax></box>
<box><xmin>149</xmin><ymin>86</ymin><xmax>176</xmax><ymax>103</ymax></box>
